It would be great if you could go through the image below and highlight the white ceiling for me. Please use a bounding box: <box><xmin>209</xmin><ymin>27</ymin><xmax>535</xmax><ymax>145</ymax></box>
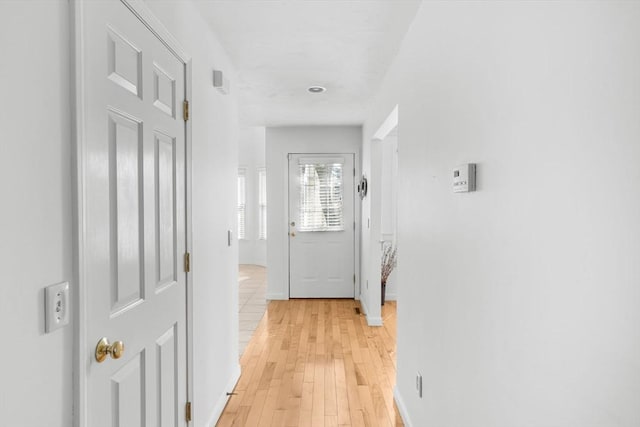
<box><xmin>194</xmin><ymin>0</ymin><xmax>422</xmax><ymax>126</ymax></box>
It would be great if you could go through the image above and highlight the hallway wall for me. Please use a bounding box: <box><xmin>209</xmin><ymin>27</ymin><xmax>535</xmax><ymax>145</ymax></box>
<box><xmin>364</xmin><ymin>1</ymin><xmax>640</xmax><ymax>426</ymax></box>
<box><xmin>0</xmin><ymin>2</ymin><xmax>73</xmax><ymax>426</ymax></box>
<box><xmin>144</xmin><ymin>1</ymin><xmax>241</xmax><ymax>425</ymax></box>
<box><xmin>360</xmin><ymin>132</ymin><xmax>383</xmax><ymax>323</ymax></box>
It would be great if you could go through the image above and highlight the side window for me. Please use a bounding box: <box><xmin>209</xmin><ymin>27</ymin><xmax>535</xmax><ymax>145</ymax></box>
<box><xmin>237</xmin><ymin>168</ymin><xmax>246</xmax><ymax>240</ymax></box>
<box><xmin>258</xmin><ymin>168</ymin><xmax>267</xmax><ymax>240</ymax></box>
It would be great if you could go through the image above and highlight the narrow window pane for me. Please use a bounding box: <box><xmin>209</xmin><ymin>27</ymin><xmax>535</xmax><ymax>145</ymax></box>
<box><xmin>258</xmin><ymin>168</ymin><xmax>267</xmax><ymax>240</ymax></box>
<box><xmin>237</xmin><ymin>169</ymin><xmax>246</xmax><ymax>240</ymax></box>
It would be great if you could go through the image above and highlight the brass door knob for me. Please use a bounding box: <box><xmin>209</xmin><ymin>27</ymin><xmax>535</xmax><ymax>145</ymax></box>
<box><xmin>95</xmin><ymin>337</ymin><xmax>125</xmax><ymax>363</ymax></box>
<box><xmin>290</xmin><ymin>232</ymin><xmax>296</xmax><ymax>237</ymax></box>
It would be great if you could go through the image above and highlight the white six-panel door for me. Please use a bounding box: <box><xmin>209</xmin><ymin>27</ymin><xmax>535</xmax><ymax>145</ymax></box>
<box><xmin>288</xmin><ymin>154</ymin><xmax>355</xmax><ymax>298</ymax></box>
<box><xmin>80</xmin><ymin>1</ymin><xmax>188</xmax><ymax>425</ymax></box>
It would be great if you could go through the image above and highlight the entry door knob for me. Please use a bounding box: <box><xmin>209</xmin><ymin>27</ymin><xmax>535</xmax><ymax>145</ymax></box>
<box><xmin>95</xmin><ymin>337</ymin><xmax>125</xmax><ymax>363</ymax></box>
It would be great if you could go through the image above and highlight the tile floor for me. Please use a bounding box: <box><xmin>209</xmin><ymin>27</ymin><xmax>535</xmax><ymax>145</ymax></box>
<box><xmin>238</xmin><ymin>264</ymin><xmax>268</xmax><ymax>356</ymax></box>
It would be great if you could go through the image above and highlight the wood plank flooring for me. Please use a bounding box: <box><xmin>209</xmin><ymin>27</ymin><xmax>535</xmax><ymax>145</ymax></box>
<box><xmin>216</xmin><ymin>299</ymin><xmax>403</xmax><ymax>427</ymax></box>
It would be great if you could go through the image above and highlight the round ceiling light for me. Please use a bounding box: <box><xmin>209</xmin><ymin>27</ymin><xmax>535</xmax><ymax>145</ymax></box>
<box><xmin>307</xmin><ymin>86</ymin><xmax>326</xmax><ymax>93</ymax></box>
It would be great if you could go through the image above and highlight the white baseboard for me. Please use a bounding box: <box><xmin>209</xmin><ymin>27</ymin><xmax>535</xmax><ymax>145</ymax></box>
<box><xmin>265</xmin><ymin>292</ymin><xmax>287</xmax><ymax>300</ymax></box>
<box><xmin>366</xmin><ymin>315</ymin><xmax>383</xmax><ymax>326</ymax></box>
<box><xmin>207</xmin><ymin>363</ymin><xmax>241</xmax><ymax>426</ymax></box>
<box><xmin>359</xmin><ymin>292</ymin><xmax>369</xmax><ymax>315</ymax></box>
<box><xmin>385</xmin><ymin>292</ymin><xmax>397</xmax><ymax>301</ymax></box>
<box><xmin>394</xmin><ymin>386</ymin><xmax>413</xmax><ymax>427</ymax></box>
<box><xmin>359</xmin><ymin>295</ymin><xmax>382</xmax><ymax>326</ymax></box>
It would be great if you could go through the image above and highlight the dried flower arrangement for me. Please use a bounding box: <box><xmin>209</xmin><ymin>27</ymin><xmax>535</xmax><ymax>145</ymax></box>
<box><xmin>381</xmin><ymin>243</ymin><xmax>397</xmax><ymax>305</ymax></box>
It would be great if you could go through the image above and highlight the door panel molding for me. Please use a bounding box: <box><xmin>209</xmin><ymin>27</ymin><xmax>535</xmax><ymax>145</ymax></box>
<box><xmin>72</xmin><ymin>2</ymin><xmax>192</xmax><ymax>426</ymax></box>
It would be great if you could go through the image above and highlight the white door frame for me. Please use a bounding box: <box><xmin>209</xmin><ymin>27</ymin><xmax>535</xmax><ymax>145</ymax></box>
<box><xmin>71</xmin><ymin>1</ymin><xmax>193</xmax><ymax>425</ymax></box>
<box><xmin>362</xmin><ymin>105</ymin><xmax>398</xmax><ymax>325</ymax></box>
<box><xmin>285</xmin><ymin>152</ymin><xmax>359</xmax><ymax>299</ymax></box>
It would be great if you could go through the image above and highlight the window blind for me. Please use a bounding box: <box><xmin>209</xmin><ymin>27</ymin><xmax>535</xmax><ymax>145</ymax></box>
<box><xmin>237</xmin><ymin>168</ymin><xmax>246</xmax><ymax>240</ymax></box>
<box><xmin>258</xmin><ymin>168</ymin><xmax>267</xmax><ymax>240</ymax></box>
<box><xmin>298</xmin><ymin>162</ymin><xmax>344</xmax><ymax>232</ymax></box>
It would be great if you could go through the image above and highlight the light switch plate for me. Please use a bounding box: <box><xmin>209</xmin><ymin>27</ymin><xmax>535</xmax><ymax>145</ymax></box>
<box><xmin>213</xmin><ymin>70</ymin><xmax>230</xmax><ymax>94</ymax></box>
<box><xmin>45</xmin><ymin>281</ymin><xmax>69</xmax><ymax>333</ymax></box>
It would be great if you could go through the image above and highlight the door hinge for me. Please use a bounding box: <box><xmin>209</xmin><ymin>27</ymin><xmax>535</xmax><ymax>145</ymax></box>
<box><xmin>353</xmin><ymin>167</ymin><xmax>356</xmax><ymax>177</ymax></box>
<box><xmin>184</xmin><ymin>252</ymin><xmax>191</xmax><ymax>273</ymax></box>
<box><xmin>185</xmin><ymin>401</ymin><xmax>192</xmax><ymax>422</ymax></box>
<box><xmin>353</xmin><ymin>274</ymin><xmax>356</xmax><ymax>284</ymax></box>
<box><xmin>183</xmin><ymin>100</ymin><xmax>190</xmax><ymax>121</ymax></box>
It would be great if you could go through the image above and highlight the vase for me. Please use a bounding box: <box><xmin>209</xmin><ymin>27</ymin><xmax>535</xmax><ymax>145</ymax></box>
<box><xmin>381</xmin><ymin>280</ymin><xmax>386</xmax><ymax>306</ymax></box>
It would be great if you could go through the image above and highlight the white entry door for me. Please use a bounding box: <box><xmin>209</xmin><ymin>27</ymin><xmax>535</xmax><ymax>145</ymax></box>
<box><xmin>80</xmin><ymin>1</ymin><xmax>188</xmax><ymax>425</ymax></box>
<box><xmin>289</xmin><ymin>154</ymin><xmax>355</xmax><ymax>298</ymax></box>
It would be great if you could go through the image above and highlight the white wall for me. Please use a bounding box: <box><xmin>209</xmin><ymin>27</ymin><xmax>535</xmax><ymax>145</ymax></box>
<box><xmin>360</xmin><ymin>132</ymin><xmax>383</xmax><ymax>323</ymax></box>
<box><xmin>143</xmin><ymin>2</ymin><xmax>240</xmax><ymax>425</ymax></box>
<box><xmin>380</xmin><ymin>135</ymin><xmax>398</xmax><ymax>300</ymax></box>
<box><xmin>265</xmin><ymin>126</ymin><xmax>361</xmax><ymax>300</ymax></box>
<box><xmin>238</xmin><ymin>126</ymin><xmax>267</xmax><ymax>266</ymax></box>
<box><xmin>363</xmin><ymin>2</ymin><xmax>640</xmax><ymax>426</ymax></box>
<box><xmin>380</xmin><ymin>135</ymin><xmax>398</xmax><ymax>238</ymax></box>
<box><xmin>0</xmin><ymin>2</ymin><xmax>73</xmax><ymax>426</ymax></box>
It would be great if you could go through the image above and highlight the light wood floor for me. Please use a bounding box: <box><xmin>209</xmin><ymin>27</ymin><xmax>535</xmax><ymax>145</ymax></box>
<box><xmin>217</xmin><ymin>299</ymin><xmax>403</xmax><ymax>427</ymax></box>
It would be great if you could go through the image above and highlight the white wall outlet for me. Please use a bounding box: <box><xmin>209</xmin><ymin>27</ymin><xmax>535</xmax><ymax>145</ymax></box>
<box><xmin>45</xmin><ymin>281</ymin><xmax>69</xmax><ymax>333</ymax></box>
<box><xmin>416</xmin><ymin>372</ymin><xmax>423</xmax><ymax>398</ymax></box>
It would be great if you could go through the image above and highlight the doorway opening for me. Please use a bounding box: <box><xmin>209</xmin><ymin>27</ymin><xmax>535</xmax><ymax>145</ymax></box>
<box><xmin>237</xmin><ymin>127</ymin><xmax>268</xmax><ymax>357</ymax></box>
